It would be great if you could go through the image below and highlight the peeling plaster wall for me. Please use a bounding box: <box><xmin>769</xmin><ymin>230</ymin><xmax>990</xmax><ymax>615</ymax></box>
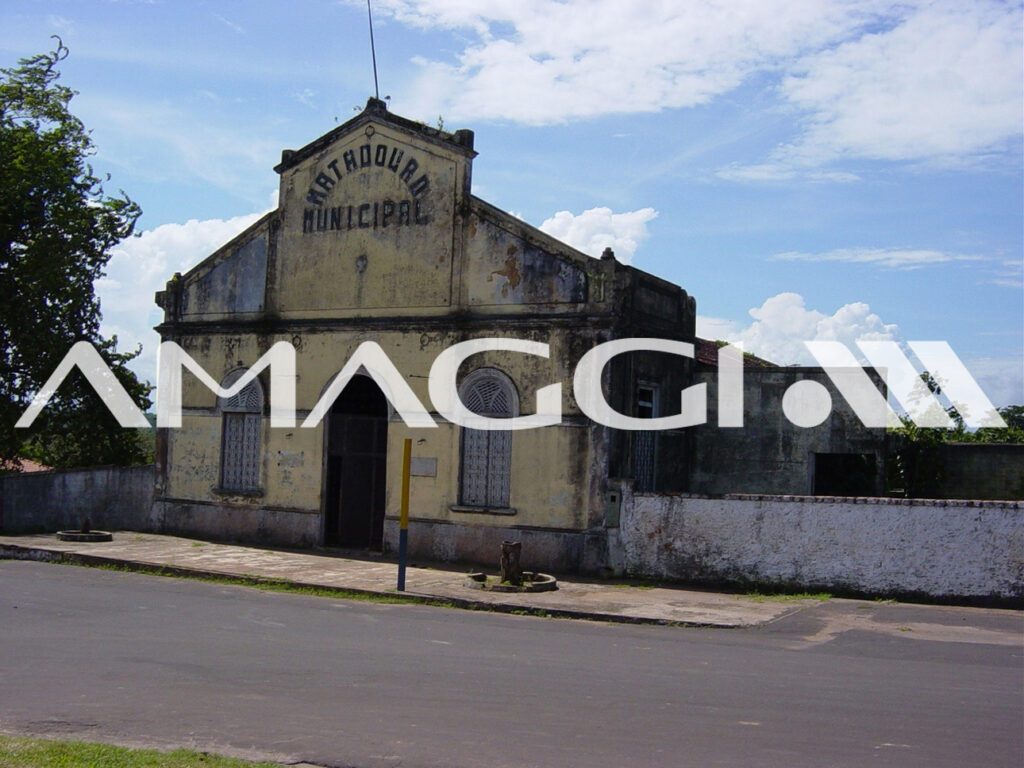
<box><xmin>180</xmin><ymin>233</ymin><xmax>267</xmax><ymax>319</ymax></box>
<box><xmin>690</xmin><ymin>368</ymin><xmax>887</xmax><ymax>496</ymax></box>
<box><xmin>464</xmin><ymin>211</ymin><xmax>588</xmax><ymax>307</ymax></box>
<box><xmin>620</xmin><ymin>492</ymin><xmax>1024</xmax><ymax>599</ymax></box>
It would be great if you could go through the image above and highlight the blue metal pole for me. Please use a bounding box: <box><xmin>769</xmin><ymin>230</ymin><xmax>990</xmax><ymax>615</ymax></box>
<box><xmin>397</xmin><ymin>438</ymin><xmax>411</xmax><ymax>591</ymax></box>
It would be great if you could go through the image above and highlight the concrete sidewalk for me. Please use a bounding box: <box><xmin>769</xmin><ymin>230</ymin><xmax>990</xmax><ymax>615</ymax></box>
<box><xmin>0</xmin><ymin>532</ymin><xmax>803</xmax><ymax>628</ymax></box>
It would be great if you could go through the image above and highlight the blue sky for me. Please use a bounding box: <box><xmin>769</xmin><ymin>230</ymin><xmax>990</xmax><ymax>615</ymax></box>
<box><xmin>2</xmin><ymin>0</ymin><xmax>1022</xmax><ymax>406</ymax></box>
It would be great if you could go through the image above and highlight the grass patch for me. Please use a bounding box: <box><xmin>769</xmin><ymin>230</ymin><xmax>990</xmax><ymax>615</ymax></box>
<box><xmin>745</xmin><ymin>591</ymin><xmax>831</xmax><ymax>603</ymax></box>
<box><xmin>609</xmin><ymin>582</ymin><xmax>657</xmax><ymax>590</ymax></box>
<box><xmin>70</xmin><ymin>561</ymin><xmax>455</xmax><ymax>608</ymax></box>
<box><xmin>0</xmin><ymin>734</ymin><xmax>280</xmax><ymax>767</ymax></box>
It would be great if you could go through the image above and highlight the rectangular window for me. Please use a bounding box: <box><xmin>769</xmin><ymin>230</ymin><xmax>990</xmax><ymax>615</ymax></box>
<box><xmin>221</xmin><ymin>412</ymin><xmax>261</xmax><ymax>491</ymax></box>
<box><xmin>460</xmin><ymin>428</ymin><xmax>511</xmax><ymax>507</ymax></box>
<box><xmin>634</xmin><ymin>383</ymin><xmax>659</xmax><ymax>492</ymax></box>
<box><xmin>637</xmin><ymin>385</ymin><xmax>657</xmax><ymax>419</ymax></box>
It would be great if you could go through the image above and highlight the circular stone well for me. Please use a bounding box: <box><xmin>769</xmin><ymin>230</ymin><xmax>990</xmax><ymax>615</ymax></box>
<box><xmin>56</xmin><ymin>530</ymin><xmax>113</xmax><ymax>542</ymax></box>
<box><xmin>464</xmin><ymin>572</ymin><xmax>558</xmax><ymax>593</ymax></box>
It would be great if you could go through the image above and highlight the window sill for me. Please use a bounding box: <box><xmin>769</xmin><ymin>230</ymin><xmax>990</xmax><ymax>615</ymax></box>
<box><xmin>449</xmin><ymin>505</ymin><xmax>517</xmax><ymax>516</ymax></box>
<box><xmin>212</xmin><ymin>486</ymin><xmax>265</xmax><ymax>498</ymax></box>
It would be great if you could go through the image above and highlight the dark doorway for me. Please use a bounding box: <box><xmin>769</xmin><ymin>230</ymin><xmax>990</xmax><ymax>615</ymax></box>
<box><xmin>324</xmin><ymin>376</ymin><xmax>388</xmax><ymax>549</ymax></box>
<box><xmin>813</xmin><ymin>453</ymin><xmax>877</xmax><ymax>496</ymax></box>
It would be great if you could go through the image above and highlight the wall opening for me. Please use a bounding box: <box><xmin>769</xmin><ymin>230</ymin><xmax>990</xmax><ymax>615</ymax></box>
<box><xmin>633</xmin><ymin>382</ymin><xmax>659</xmax><ymax>492</ymax></box>
<box><xmin>458</xmin><ymin>368</ymin><xmax>517</xmax><ymax>508</ymax></box>
<box><xmin>324</xmin><ymin>376</ymin><xmax>388</xmax><ymax>549</ymax></box>
<box><xmin>813</xmin><ymin>452</ymin><xmax>877</xmax><ymax>496</ymax></box>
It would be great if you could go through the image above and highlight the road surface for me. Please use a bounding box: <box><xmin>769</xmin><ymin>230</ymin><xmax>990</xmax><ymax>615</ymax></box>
<box><xmin>1</xmin><ymin>560</ymin><xmax>1021</xmax><ymax>767</ymax></box>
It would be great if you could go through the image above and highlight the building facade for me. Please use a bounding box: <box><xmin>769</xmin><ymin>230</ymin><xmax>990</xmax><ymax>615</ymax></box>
<box><xmin>153</xmin><ymin>99</ymin><xmax>883</xmax><ymax>573</ymax></box>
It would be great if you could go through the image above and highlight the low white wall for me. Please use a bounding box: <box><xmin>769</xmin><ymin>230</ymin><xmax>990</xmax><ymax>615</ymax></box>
<box><xmin>620</xmin><ymin>492</ymin><xmax>1023</xmax><ymax>600</ymax></box>
<box><xmin>0</xmin><ymin>465</ymin><xmax>156</xmax><ymax>534</ymax></box>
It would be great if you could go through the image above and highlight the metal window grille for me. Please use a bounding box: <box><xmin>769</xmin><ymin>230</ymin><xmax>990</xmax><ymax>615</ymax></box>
<box><xmin>634</xmin><ymin>384</ymin><xmax>659</xmax><ymax>492</ymax></box>
<box><xmin>219</xmin><ymin>375</ymin><xmax>263</xmax><ymax>492</ymax></box>
<box><xmin>459</xmin><ymin>369</ymin><xmax>517</xmax><ymax>507</ymax></box>
<box><xmin>634</xmin><ymin>430</ymin><xmax>657</xmax><ymax>492</ymax></box>
<box><xmin>221</xmin><ymin>412</ymin><xmax>261</xmax><ymax>491</ymax></box>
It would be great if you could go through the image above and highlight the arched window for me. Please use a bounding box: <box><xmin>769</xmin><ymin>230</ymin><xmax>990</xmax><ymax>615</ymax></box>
<box><xmin>218</xmin><ymin>370</ymin><xmax>264</xmax><ymax>492</ymax></box>
<box><xmin>459</xmin><ymin>368</ymin><xmax>518</xmax><ymax>508</ymax></box>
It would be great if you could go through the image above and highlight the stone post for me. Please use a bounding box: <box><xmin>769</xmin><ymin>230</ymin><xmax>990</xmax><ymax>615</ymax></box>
<box><xmin>499</xmin><ymin>540</ymin><xmax>523</xmax><ymax>586</ymax></box>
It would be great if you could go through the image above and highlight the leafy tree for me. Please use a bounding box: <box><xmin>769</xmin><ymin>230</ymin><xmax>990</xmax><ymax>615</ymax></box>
<box><xmin>0</xmin><ymin>39</ymin><xmax>151</xmax><ymax>470</ymax></box>
<box><xmin>997</xmin><ymin>404</ymin><xmax>1024</xmax><ymax>432</ymax></box>
<box><xmin>887</xmin><ymin>372</ymin><xmax>1023</xmax><ymax>496</ymax></box>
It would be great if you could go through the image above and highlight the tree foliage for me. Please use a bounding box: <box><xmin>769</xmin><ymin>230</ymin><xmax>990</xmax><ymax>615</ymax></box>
<box><xmin>0</xmin><ymin>39</ymin><xmax>151</xmax><ymax>470</ymax></box>
<box><xmin>887</xmin><ymin>373</ymin><xmax>1023</xmax><ymax>496</ymax></box>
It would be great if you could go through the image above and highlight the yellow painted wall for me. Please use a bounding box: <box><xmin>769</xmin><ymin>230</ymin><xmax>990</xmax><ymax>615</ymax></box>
<box><xmin>273</xmin><ymin>121</ymin><xmax>465</xmax><ymax>319</ymax></box>
<box><xmin>164</xmin><ymin>325</ymin><xmax>596</xmax><ymax>531</ymax></box>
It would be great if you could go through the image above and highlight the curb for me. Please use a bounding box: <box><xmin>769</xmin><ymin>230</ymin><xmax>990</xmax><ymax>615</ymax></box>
<box><xmin>0</xmin><ymin>544</ymin><xmax>736</xmax><ymax>629</ymax></box>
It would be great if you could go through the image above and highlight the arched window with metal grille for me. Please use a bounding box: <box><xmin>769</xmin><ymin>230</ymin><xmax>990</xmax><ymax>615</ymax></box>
<box><xmin>217</xmin><ymin>370</ymin><xmax>264</xmax><ymax>492</ymax></box>
<box><xmin>458</xmin><ymin>368</ymin><xmax>518</xmax><ymax>508</ymax></box>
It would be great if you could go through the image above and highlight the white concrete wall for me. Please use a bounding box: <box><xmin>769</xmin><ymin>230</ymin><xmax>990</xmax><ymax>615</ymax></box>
<box><xmin>620</xmin><ymin>492</ymin><xmax>1023</xmax><ymax>599</ymax></box>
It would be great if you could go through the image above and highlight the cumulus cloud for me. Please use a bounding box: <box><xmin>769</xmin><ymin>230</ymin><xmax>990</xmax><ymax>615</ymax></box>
<box><xmin>698</xmin><ymin>293</ymin><xmax>1022</xmax><ymax>406</ymax></box>
<box><xmin>774</xmin><ymin>247</ymin><xmax>983</xmax><ymax>270</ymax></box>
<box><xmin>96</xmin><ymin>212</ymin><xmax>265</xmax><ymax>381</ymax></box>
<box><xmin>378</xmin><ymin>0</ymin><xmax>878</xmax><ymax>124</ymax></box>
<box><xmin>778</xmin><ymin>2</ymin><xmax>1023</xmax><ymax>166</ymax></box>
<box><xmin>372</xmin><ymin>1</ymin><xmax>1021</xmax><ymax>169</ymax></box>
<box><xmin>538</xmin><ymin>207</ymin><xmax>657</xmax><ymax>263</ymax></box>
<box><xmin>698</xmin><ymin>292</ymin><xmax>899</xmax><ymax>366</ymax></box>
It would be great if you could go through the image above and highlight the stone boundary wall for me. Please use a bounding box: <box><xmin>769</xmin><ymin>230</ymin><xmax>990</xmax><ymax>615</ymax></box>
<box><xmin>937</xmin><ymin>443</ymin><xmax>1024</xmax><ymax>500</ymax></box>
<box><xmin>0</xmin><ymin>465</ymin><xmax>156</xmax><ymax>534</ymax></box>
<box><xmin>619</xmin><ymin>491</ymin><xmax>1023</xmax><ymax>600</ymax></box>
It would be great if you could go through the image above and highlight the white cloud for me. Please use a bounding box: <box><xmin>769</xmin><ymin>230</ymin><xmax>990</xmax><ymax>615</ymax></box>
<box><xmin>774</xmin><ymin>247</ymin><xmax>983</xmax><ymax>270</ymax></box>
<box><xmin>96</xmin><ymin>212</ymin><xmax>265</xmax><ymax>382</ymax></box>
<box><xmin>377</xmin><ymin>0</ymin><xmax>881</xmax><ymax>125</ymax></box>
<box><xmin>985</xmin><ymin>259</ymin><xmax>1024</xmax><ymax>289</ymax></box>
<box><xmin>715</xmin><ymin>162</ymin><xmax>861</xmax><ymax>183</ymax></box>
<box><xmin>80</xmin><ymin>95</ymin><xmax>281</xmax><ymax>200</ymax></box>
<box><xmin>372</xmin><ymin>1</ymin><xmax>1021</xmax><ymax>169</ymax></box>
<box><xmin>699</xmin><ymin>292</ymin><xmax>899</xmax><ymax>366</ymax></box>
<box><xmin>778</xmin><ymin>2</ymin><xmax>1023</xmax><ymax>166</ymax></box>
<box><xmin>699</xmin><ymin>293</ymin><xmax>1021</xmax><ymax>407</ymax></box>
<box><xmin>538</xmin><ymin>206</ymin><xmax>657</xmax><ymax>263</ymax></box>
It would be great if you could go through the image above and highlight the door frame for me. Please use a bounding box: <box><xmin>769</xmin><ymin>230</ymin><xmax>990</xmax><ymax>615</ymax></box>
<box><xmin>318</xmin><ymin>372</ymin><xmax>392</xmax><ymax>548</ymax></box>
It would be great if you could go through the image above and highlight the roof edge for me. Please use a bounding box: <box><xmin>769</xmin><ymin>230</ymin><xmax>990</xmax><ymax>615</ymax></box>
<box><xmin>274</xmin><ymin>98</ymin><xmax>477</xmax><ymax>174</ymax></box>
<box><xmin>468</xmin><ymin>196</ymin><xmax>596</xmax><ymax>265</ymax></box>
<box><xmin>178</xmin><ymin>210</ymin><xmax>275</xmax><ymax>283</ymax></box>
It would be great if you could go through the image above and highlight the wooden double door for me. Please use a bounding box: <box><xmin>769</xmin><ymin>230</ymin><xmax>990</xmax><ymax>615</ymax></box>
<box><xmin>324</xmin><ymin>377</ymin><xmax>388</xmax><ymax>549</ymax></box>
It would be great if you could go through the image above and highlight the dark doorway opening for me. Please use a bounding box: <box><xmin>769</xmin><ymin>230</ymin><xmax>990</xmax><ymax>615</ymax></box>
<box><xmin>324</xmin><ymin>376</ymin><xmax>388</xmax><ymax>549</ymax></box>
<box><xmin>813</xmin><ymin>453</ymin><xmax>877</xmax><ymax>496</ymax></box>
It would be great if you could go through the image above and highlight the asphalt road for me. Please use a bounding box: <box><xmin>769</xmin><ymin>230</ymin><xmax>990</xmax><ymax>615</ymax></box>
<box><xmin>1</xmin><ymin>561</ymin><xmax>1021</xmax><ymax>768</ymax></box>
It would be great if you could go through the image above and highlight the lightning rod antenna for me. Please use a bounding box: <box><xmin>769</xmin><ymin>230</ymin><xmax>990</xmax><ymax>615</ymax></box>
<box><xmin>367</xmin><ymin>0</ymin><xmax>381</xmax><ymax>100</ymax></box>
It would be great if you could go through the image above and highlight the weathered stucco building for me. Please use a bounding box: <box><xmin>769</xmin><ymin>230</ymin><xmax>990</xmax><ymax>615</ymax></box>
<box><xmin>153</xmin><ymin>99</ymin><xmax>884</xmax><ymax>572</ymax></box>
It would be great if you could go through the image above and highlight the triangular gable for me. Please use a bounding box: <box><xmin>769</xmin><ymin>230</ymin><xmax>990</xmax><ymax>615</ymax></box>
<box><xmin>271</xmin><ymin>99</ymin><xmax>476</xmax><ymax>317</ymax></box>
